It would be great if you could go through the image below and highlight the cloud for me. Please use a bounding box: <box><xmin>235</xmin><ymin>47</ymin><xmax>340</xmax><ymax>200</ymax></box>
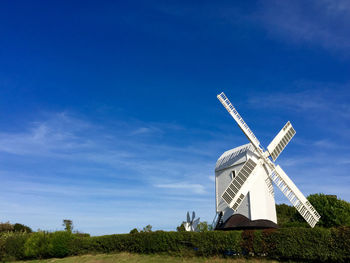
<box><xmin>257</xmin><ymin>0</ymin><xmax>350</xmax><ymax>53</ymax></box>
<box><xmin>313</xmin><ymin>139</ymin><xmax>345</xmax><ymax>149</ymax></box>
<box><xmin>0</xmin><ymin>112</ymin><xmax>221</xmax><ymax>234</ymax></box>
<box><xmin>130</xmin><ymin>126</ymin><xmax>163</xmax><ymax>136</ymax></box>
<box><xmin>1</xmin><ymin>107</ymin><xmax>349</xmax><ymax>234</ymax></box>
<box><xmin>154</xmin><ymin>182</ymin><xmax>206</xmax><ymax>194</ymax></box>
<box><xmin>156</xmin><ymin>1</ymin><xmax>350</xmax><ymax>54</ymax></box>
<box><xmin>248</xmin><ymin>89</ymin><xmax>328</xmax><ymax>112</ymax></box>
<box><xmin>247</xmin><ymin>84</ymin><xmax>350</xmax><ymax>127</ymax></box>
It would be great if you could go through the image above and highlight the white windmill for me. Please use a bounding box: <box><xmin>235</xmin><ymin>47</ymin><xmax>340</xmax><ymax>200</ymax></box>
<box><xmin>212</xmin><ymin>92</ymin><xmax>320</xmax><ymax>230</ymax></box>
<box><xmin>184</xmin><ymin>211</ymin><xmax>200</xmax><ymax>231</ymax></box>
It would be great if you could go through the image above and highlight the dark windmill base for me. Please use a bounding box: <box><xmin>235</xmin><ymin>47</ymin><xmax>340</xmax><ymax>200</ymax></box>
<box><xmin>215</xmin><ymin>213</ymin><xmax>278</xmax><ymax>230</ymax></box>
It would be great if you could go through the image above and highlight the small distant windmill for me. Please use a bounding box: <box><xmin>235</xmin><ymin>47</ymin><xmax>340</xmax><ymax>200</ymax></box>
<box><xmin>212</xmin><ymin>92</ymin><xmax>320</xmax><ymax>230</ymax></box>
<box><xmin>184</xmin><ymin>211</ymin><xmax>200</xmax><ymax>231</ymax></box>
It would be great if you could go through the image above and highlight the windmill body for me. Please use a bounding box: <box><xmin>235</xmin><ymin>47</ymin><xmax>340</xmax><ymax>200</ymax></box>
<box><xmin>212</xmin><ymin>92</ymin><xmax>321</xmax><ymax>230</ymax></box>
<box><xmin>215</xmin><ymin>144</ymin><xmax>277</xmax><ymax>229</ymax></box>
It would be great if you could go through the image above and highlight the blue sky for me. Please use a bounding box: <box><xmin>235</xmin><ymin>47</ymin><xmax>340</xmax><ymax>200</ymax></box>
<box><xmin>0</xmin><ymin>0</ymin><xmax>350</xmax><ymax>235</ymax></box>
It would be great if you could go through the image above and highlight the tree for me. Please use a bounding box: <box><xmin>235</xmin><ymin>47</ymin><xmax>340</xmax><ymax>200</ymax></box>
<box><xmin>197</xmin><ymin>221</ymin><xmax>211</xmax><ymax>232</ymax></box>
<box><xmin>141</xmin><ymin>225</ymin><xmax>152</xmax><ymax>232</ymax></box>
<box><xmin>62</xmin><ymin>219</ymin><xmax>73</xmax><ymax>233</ymax></box>
<box><xmin>13</xmin><ymin>223</ymin><xmax>32</xmax><ymax>233</ymax></box>
<box><xmin>276</xmin><ymin>194</ymin><xmax>350</xmax><ymax>228</ymax></box>
<box><xmin>130</xmin><ymin>228</ymin><xmax>139</xmax><ymax>234</ymax></box>
<box><xmin>176</xmin><ymin>223</ymin><xmax>186</xmax><ymax>232</ymax></box>
<box><xmin>276</xmin><ymin>203</ymin><xmax>303</xmax><ymax>227</ymax></box>
<box><xmin>307</xmin><ymin>194</ymin><xmax>350</xmax><ymax>227</ymax></box>
<box><xmin>0</xmin><ymin>222</ymin><xmax>13</xmax><ymax>232</ymax></box>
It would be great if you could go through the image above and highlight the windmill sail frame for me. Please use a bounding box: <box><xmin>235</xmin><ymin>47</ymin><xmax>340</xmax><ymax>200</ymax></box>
<box><xmin>216</xmin><ymin>92</ymin><xmax>320</xmax><ymax>228</ymax></box>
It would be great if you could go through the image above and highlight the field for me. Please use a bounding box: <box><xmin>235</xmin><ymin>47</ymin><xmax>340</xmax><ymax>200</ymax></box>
<box><xmin>14</xmin><ymin>253</ymin><xmax>278</xmax><ymax>263</ymax></box>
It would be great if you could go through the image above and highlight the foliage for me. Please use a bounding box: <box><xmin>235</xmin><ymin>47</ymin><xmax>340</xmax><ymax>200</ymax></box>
<box><xmin>176</xmin><ymin>223</ymin><xmax>186</xmax><ymax>232</ymax></box>
<box><xmin>0</xmin><ymin>222</ymin><xmax>32</xmax><ymax>234</ymax></box>
<box><xmin>0</xmin><ymin>222</ymin><xmax>13</xmax><ymax>233</ymax></box>
<box><xmin>0</xmin><ymin>231</ymin><xmax>29</xmax><ymax>261</ymax></box>
<box><xmin>24</xmin><ymin>231</ymin><xmax>51</xmax><ymax>258</ymax></box>
<box><xmin>49</xmin><ymin>231</ymin><xmax>73</xmax><ymax>257</ymax></box>
<box><xmin>63</xmin><ymin>219</ymin><xmax>73</xmax><ymax>233</ymax></box>
<box><xmin>307</xmin><ymin>194</ymin><xmax>350</xmax><ymax>227</ymax></box>
<box><xmin>141</xmin><ymin>225</ymin><xmax>152</xmax><ymax>233</ymax></box>
<box><xmin>13</xmin><ymin>223</ymin><xmax>32</xmax><ymax>233</ymax></box>
<box><xmin>276</xmin><ymin>194</ymin><xmax>350</xmax><ymax>228</ymax></box>
<box><xmin>0</xmin><ymin>227</ymin><xmax>349</xmax><ymax>262</ymax></box>
<box><xmin>72</xmin><ymin>231</ymin><xmax>90</xmax><ymax>238</ymax></box>
<box><xmin>130</xmin><ymin>228</ymin><xmax>139</xmax><ymax>234</ymax></box>
<box><xmin>196</xmin><ymin>221</ymin><xmax>209</xmax><ymax>232</ymax></box>
<box><xmin>275</xmin><ymin>204</ymin><xmax>297</xmax><ymax>227</ymax></box>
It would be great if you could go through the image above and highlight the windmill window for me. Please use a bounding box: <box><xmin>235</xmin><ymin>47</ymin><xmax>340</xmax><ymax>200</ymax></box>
<box><xmin>230</xmin><ymin>171</ymin><xmax>236</xmax><ymax>179</ymax></box>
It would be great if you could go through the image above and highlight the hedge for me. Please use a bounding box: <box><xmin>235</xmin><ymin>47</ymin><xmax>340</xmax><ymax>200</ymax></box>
<box><xmin>0</xmin><ymin>227</ymin><xmax>349</xmax><ymax>262</ymax></box>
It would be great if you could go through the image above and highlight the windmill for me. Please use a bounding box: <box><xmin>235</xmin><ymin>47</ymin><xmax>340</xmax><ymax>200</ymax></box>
<box><xmin>212</xmin><ymin>92</ymin><xmax>320</xmax><ymax>230</ymax></box>
<box><xmin>184</xmin><ymin>211</ymin><xmax>200</xmax><ymax>231</ymax></box>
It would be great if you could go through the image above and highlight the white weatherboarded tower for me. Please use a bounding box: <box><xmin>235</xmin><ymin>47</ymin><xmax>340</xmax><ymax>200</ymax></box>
<box><xmin>212</xmin><ymin>92</ymin><xmax>320</xmax><ymax>230</ymax></box>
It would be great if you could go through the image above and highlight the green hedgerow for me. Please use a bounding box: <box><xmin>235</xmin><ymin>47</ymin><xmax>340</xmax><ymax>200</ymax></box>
<box><xmin>24</xmin><ymin>231</ymin><xmax>51</xmax><ymax>259</ymax></box>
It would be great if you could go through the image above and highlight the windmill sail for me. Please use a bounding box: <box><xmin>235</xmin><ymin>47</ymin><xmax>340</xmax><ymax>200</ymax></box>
<box><xmin>221</xmin><ymin>158</ymin><xmax>259</xmax><ymax>210</ymax></box>
<box><xmin>267</xmin><ymin>121</ymin><xmax>296</xmax><ymax>161</ymax></box>
<box><xmin>217</xmin><ymin>92</ymin><xmax>260</xmax><ymax>149</ymax></box>
<box><xmin>269</xmin><ymin>165</ymin><xmax>320</xmax><ymax>227</ymax></box>
<box><xmin>216</xmin><ymin>91</ymin><xmax>320</xmax><ymax>228</ymax></box>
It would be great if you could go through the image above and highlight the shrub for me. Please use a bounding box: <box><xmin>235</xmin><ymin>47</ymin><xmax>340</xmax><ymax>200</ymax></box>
<box><xmin>24</xmin><ymin>231</ymin><xmax>51</xmax><ymax>258</ymax></box>
<box><xmin>0</xmin><ymin>231</ymin><xmax>29</xmax><ymax>261</ymax></box>
<box><xmin>48</xmin><ymin>231</ymin><xmax>73</xmax><ymax>257</ymax></box>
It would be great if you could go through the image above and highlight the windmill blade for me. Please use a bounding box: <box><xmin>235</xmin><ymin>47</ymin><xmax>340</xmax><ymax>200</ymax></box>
<box><xmin>186</xmin><ymin>212</ymin><xmax>190</xmax><ymax>223</ymax></box>
<box><xmin>217</xmin><ymin>92</ymin><xmax>261</xmax><ymax>149</ymax></box>
<box><xmin>221</xmin><ymin>158</ymin><xmax>260</xmax><ymax>211</ymax></box>
<box><xmin>267</xmin><ymin>121</ymin><xmax>296</xmax><ymax>161</ymax></box>
<box><xmin>269</xmin><ymin>165</ymin><xmax>321</xmax><ymax>227</ymax></box>
<box><xmin>192</xmin><ymin>218</ymin><xmax>200</xmax><ymax>231</ymax></box>
<box><xmin>192</xmin><ymin>211</ymin><xmax>195</xmax><ymax>222</ymax></box>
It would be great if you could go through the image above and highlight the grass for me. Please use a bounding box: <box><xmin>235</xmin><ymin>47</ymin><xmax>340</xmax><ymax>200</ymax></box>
<box><xmin>14</xmin><ymin>253</ymin><xmax>279</xmax><ymax>263</ymax></box>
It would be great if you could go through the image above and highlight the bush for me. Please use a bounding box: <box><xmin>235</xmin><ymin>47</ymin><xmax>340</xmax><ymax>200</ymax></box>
<box><xmin>0</xmin><ymin>231</ymin><xmax>29</xmax><ymax>261</ymax></box>
<box><xmin>49</xmin><ymin>231</ymin><xmax>73</xmax><ymax>257</ymax></box>
<box><xmin>24</xmin><ymin>231</ymin><xmax>51</xmax><ymax>259</ymax></box>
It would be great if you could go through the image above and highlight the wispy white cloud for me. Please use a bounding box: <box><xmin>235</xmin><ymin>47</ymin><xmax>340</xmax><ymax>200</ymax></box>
<box><xmin>1</xmin><ymin>107</ymin><xmax>349</xmax><ymax>234</ymax></box>
<box><xmin>313</xmin><ymin>139</ymin><xmax>344</xmax><ymax>149</ymax></box>
<box><xmin>247</xmin><ymin>84</ymin><xmax>350</xmax><ymax>135</ymax></box>
<box><xmin>154</xmin><ymin>182</ymin><xmax>206</xmax><ymax>194</ymax></box>
<box><xmin>0</xmin><ymin>112</ymin><xmax>222</xmax><ymax>234</ymax></box>
<box><xmin>257</xmin><ymin>0</ymin><xmax>350</xmax><ymax>53</ymax></box>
